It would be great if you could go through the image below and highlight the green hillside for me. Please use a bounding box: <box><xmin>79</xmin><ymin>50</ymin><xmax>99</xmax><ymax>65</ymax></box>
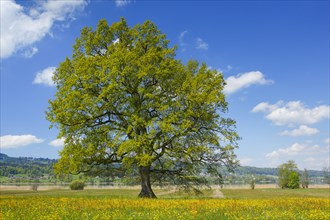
<box><xmin>0</xmin><ymin>153</ymin><xmax>327</xmax><ymax>185</ymax></box>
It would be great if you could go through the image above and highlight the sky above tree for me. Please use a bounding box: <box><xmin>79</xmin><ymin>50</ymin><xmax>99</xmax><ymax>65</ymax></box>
<box><xmin>1</xmin><ymin>0</ymin><xmax>329</xmax><ymax>170</ymax></box>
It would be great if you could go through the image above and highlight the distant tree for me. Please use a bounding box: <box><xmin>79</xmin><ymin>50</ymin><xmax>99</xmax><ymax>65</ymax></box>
<box><xmin>300</xmin><ymin>169</ymin><xmax>309</xmax><ymax>188</ymax></box>
<box><xmin>278</xmin><ymin>160</ymin><xmax>300</xmax><ymax>189</ymax></box>
<box><xmin>288</xmin><ymin>171</ymin><xmax>300</xmax><ymax>189</ymax></box>
<box><xmin>249</xmin><ymin>175</ymin><xmax>255</xmax><ymax>190</ymax></box>
<box><xmin>47</xmin><ymin>18</ymin><xmax>240</xmax><ymax>198</ymax></box>
<box><xmin>322</xmin><ymin>167</ymin><xmax>330</xmax><ymax>185</ymax></box>
<box><xmin>31</xmin><ymin>179</ymin><xmax>40</xmax><ymax>191</ymax></box>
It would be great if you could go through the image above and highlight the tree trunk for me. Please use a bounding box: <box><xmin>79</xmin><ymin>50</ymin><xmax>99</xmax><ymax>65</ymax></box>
<box><xmin>138</xmin><ymin>166</ymin><xmax>157</xmax><ymax>198</ymax></box>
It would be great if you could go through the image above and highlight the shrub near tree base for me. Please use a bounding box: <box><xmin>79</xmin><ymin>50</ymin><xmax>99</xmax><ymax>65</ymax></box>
<box><xmin>70</xmin><ymin>180</ymin><xmax>85</xmax><ymax>190</ymax></box>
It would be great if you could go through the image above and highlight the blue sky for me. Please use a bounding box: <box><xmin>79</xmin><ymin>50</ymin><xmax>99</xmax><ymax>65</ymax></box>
<box><xmin>1</xmin><ymin>0</ymin><xmax>329</xmax><ymax>170</ymax></box>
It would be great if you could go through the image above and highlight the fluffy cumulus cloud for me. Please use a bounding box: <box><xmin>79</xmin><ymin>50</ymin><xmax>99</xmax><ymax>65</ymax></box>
<box><xmin>115</xmin><ymin>0</ymin><xmax>131</xmax><ymax>7</ymax></box>
<box><xmin>33</xmin><ymin>66</ymin><xmax>56</xmax><ymax>86</ymax></box>
<box><xmin>252</xmin><ymin>101</ymin><xmax>330</xmax><ymax>126</ymax></box>
<box><xmin>196</xmin><ymin>38</ymin><xmax>208</xmax><ymax>50</ymax></box>
<box><xmin>266</xmin><ymin>143</ymin><xmax>329</xmax><ymax>160</ymax></box>
<box><xmin>49</xmin><ymin>138</ymin><xmax>65</xmax><ymax>147</ymax></box>
<box><xmin>224</xmin><ymin>71</ymin><xmax>273</xmax><ymax>94</ymax></box>
<box><xmin>0</xmin><ymin>135</ymin><xmax>44</xmax><ymax>149</ymax></box>
<box><xmin>280</xmin><ymin>125</ymin><xmax>319</xmax><ymax>137</ymax></box>
<box><xmin>266</xmin><ymin>143</ymin><xmax>304</xmax><ymax>159</ymax></box>
<box><xmin>0</xmin><ymin>0</ymin><xmax>87</xmax><ymax>59</ymax></box>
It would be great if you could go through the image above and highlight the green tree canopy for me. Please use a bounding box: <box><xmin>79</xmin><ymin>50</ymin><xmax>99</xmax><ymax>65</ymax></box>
<box><xmin>278</xmin><ymin>160</ymin><xmax>300</xmax><ymax>189</ymax></box>
<box><xmin>47</xmin><ymin>18</ymin><xmax>239</xmax><ymax>198</ymax></box>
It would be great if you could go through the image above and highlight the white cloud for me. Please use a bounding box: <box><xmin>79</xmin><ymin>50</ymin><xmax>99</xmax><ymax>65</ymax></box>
<box><xmin>325</xmin><ymin>138</ymin><xmax>330</xmax><ymax>145</ymax></box>
<box><xmin>251</xmin><ymin>101</ymin><xmax>279</xmax><ymax>113</ymax></box>
<box><xmin>33</xmin><ymin>66</ymin><xmax>56</xmax><ymax>86</ymax></box>
<box><xmin>49</xmin><ymin>138</ymin><xmax>65</xmax><ymax>147</ymax></box>
<box><xmin>265</xmin><ymin>142</ymin><xmax>330</xmax><ymax>170</ymax></box>
<box><xmin>239</xmin><ymin>158</ymin><xmax>254</xmax><ymax>166</ymax></box>
<box><xmin>179</xmin><ymin>32</ymin><xmax>208</xmax><ymax>52</ymax></box>
<box><xmin>0</xmin><ymin>135</ymin><xmax>44</xmax><ymax>149</ymax></box>
<box><xmin>178</xmin><ymin>30</ymin><xmax>188</xmax><ymax>52</ymax></box>
<box><xmin>22</xmin><ymin>46</ymin><xmax>39</xmax><ymax>58</ymax></box>
<box><xmin>224</xmin><ymin>71</ymin><xmax>273</xmax><ymax>94</ymax></box>
<box><xmin>303</xmin><ymin>157</ymin><xmax>330</xmax><ymax>170</ymax></box>
<box><xmin>196</xmin><ymin>38</ymin><xmax>208</xmax><ymax>50</ymax></box>
<box><xmin>0</xmin><ymin>0</ymin><xmax>87</xmax><ymax>59</ymax></box>
<box><xmin>217</xmin><ymin>65</ymin><xmax>233</xmax><ymax>73</ymax></box>
<box><xmin>179</xmin><ymin>30</ymin><xmax>188</xmax><ymax>43</ymax></box>
<box><xmin>266</xmin><ymin>143</ymin><xmax>328</xmax><ymax>160</ymax></box>
<box><xmin>252</xmin><ymin>101</ymin><xmax>330</xmax><ymax>126</ymax></box>
<box><xmin>266</xmin><ymin>143</ymin><xmax>306</xmax><ymax>159</ymax></box>
<box><xmin>115</xmin><ymin>0</ymin><xmax>131</xmax><ymax>7</ymax></box>
<box><xmin>280</xmin><ymin>125</ymin><xmax>319</xmax><ymax>137</ymax></box>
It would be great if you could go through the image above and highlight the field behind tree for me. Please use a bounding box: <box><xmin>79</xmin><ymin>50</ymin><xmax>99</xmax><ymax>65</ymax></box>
<box><xmin>1</xmin><ymin>188</ymin><xmax>329</xmax><ymax>219</ymax></box>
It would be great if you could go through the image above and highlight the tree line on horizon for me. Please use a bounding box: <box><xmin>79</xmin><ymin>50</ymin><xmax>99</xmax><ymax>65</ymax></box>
<box><xmin>1</xmin><ymin>153</ymin><xmax>328</xmax><ymax>187</ymax></box>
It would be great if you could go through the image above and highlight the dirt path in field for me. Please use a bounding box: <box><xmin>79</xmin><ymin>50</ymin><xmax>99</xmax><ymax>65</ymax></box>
<box><xmin>211</xmin><ymin>188</ymin><xmax>225</xmax><ymax>198</ymax></box>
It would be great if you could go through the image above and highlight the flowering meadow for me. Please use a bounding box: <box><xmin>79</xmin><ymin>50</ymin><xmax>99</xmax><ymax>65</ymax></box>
<box><xmin>1</xmin><ymin>189</ymin><xmax>329</xmax><ymax>219</ymax></box>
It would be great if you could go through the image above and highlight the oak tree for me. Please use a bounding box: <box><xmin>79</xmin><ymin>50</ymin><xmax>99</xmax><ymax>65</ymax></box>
<box><xmin>47</xmin><ymin>18</ymin><xmax>239</xmax><ymax>198</ymax></box>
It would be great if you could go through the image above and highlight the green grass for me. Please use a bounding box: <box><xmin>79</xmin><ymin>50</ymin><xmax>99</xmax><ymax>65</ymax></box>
<box><xmin>1</xmin><ymin>187</ymin><xmax>329</xmax><ymax>199</ymax></box>
<box><xmin>0</xmin><ymin>188</ymin><xmax>185</xmax><ymax>199</ymax></box>
<box><xmin>0</xmin><ymin>189</ymin><xmax>142</xmax><ymax>198</ymax></box>
<box><xmin>221</xmin><ymin>188</ymin><xmax>330</xmax><ymax>199</ymax></box>
<box><xmin>1</xmin><ymin>188</ymin><xmax>329</xmax><ymax>219</ymax></box>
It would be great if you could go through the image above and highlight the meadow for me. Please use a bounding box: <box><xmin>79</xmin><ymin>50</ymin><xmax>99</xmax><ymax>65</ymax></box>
<box><xmin>0</xmin><ymin>188</ymin><xmax>329</xmax><ymax>219</ymax></box>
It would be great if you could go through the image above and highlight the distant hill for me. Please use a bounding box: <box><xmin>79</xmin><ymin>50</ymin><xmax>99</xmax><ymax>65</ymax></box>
<box><xmin>235</xmin><ymin>165</ymin><xmax>325</xmax><ymax>178</ymax></box>
<box><xmin>0</xmin><ymin>153</ymin><xmax>56</xmax><ymax>179</ymax></box>
<box><xmin>0</xmin><ymin>153</ymin><xmax>326</xmax><ymax>181</ymax></box>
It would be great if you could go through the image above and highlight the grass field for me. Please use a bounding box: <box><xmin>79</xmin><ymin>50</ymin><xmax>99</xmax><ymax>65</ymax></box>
<box><xmin>1</xmin><ymin>188</ymin><xmax>329</xmax><ymax>219</ymax></box>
